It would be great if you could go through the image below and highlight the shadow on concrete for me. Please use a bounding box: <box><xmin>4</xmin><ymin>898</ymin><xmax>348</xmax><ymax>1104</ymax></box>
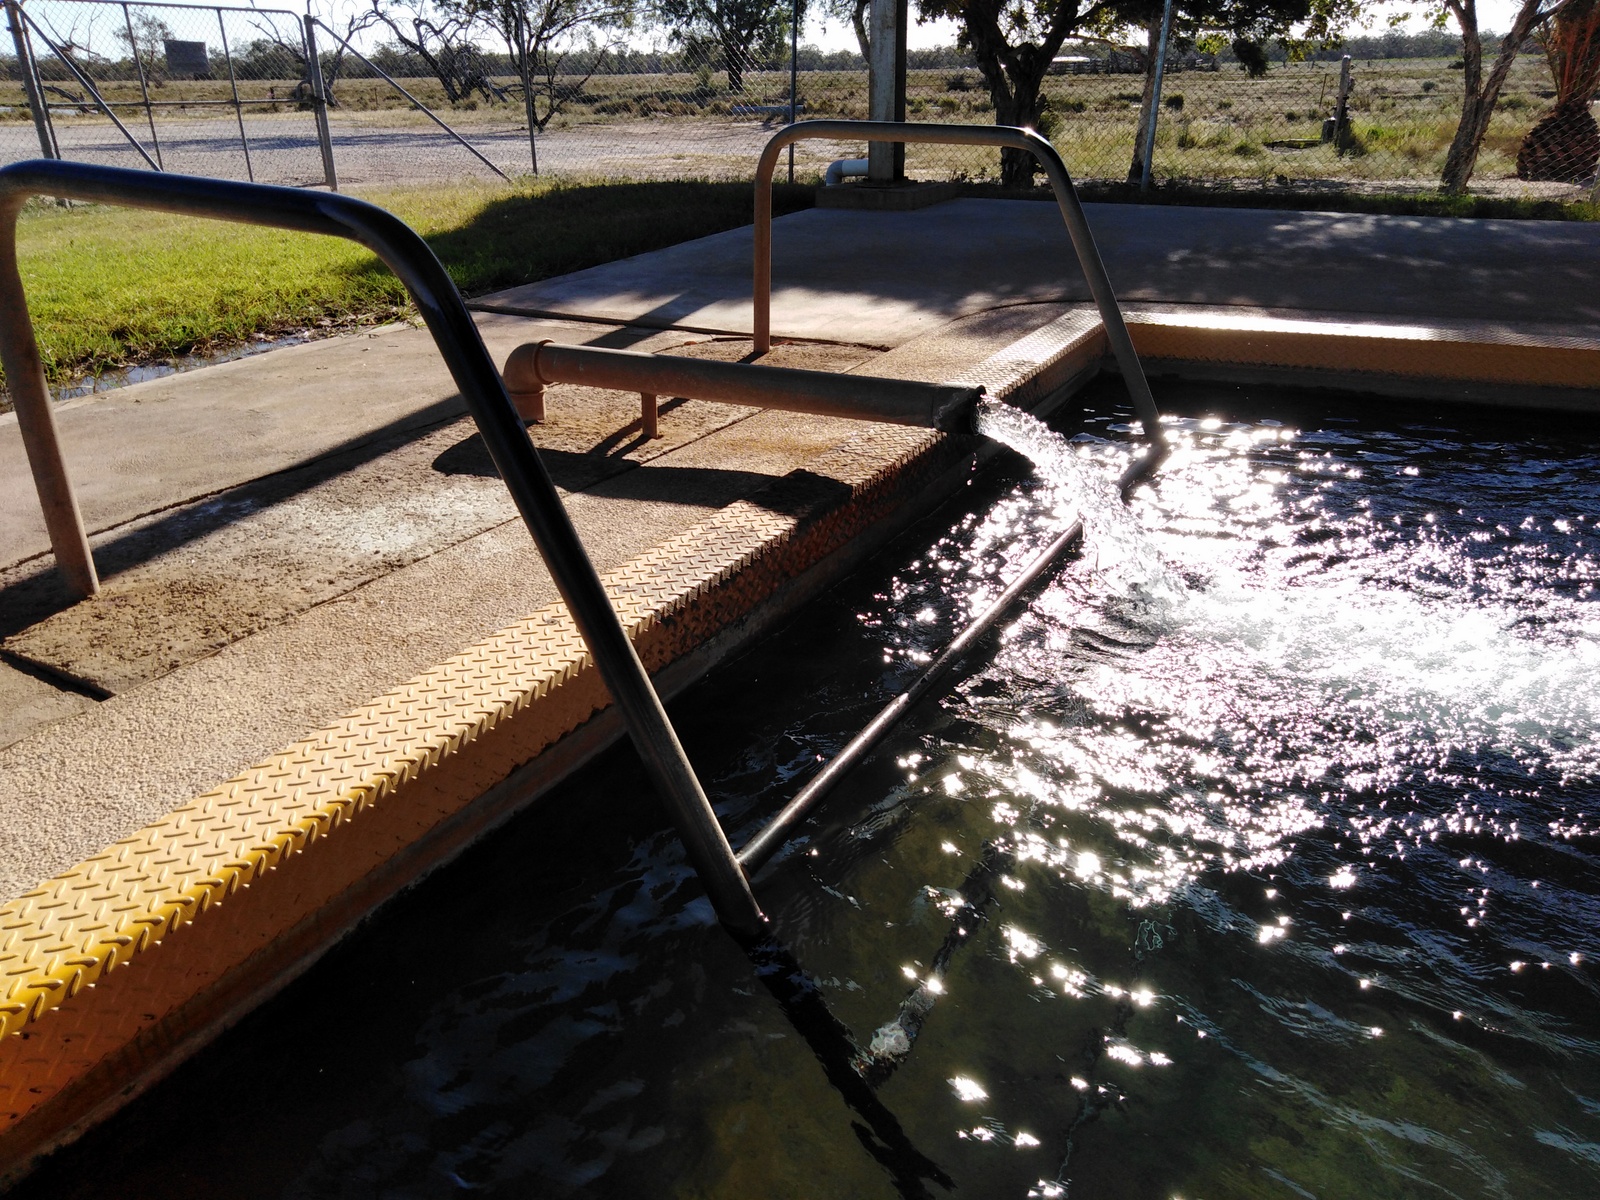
<box><xmin>394</xmin><ymin>180</ymin><xmax>815</xmax><ymax>300</ymax></box>
<box><xmin>432</xmin><ymin>433</ymin><xmax>838</xmax><ymax>516</ymax></box>
<box><xmin>0</xmin><ymin>396</ymin><xmax>467</xmax><ymax>640</ymax></box>
<box><xmin>474</xmin><ymin>196</ymin><xmax>1600</xmax><ymax>339</ymax></box>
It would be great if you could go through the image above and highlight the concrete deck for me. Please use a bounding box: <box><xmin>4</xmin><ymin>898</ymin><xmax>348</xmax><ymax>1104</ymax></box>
<box><xmin>1</xmin><ymin>196</ymin><xmax>1597</xmax><ymax>1178</ymax></box>
<box><xmin>475</xmin><ymin>198</ymin><xmax>1600</xmax><ymax>341</ymax></box>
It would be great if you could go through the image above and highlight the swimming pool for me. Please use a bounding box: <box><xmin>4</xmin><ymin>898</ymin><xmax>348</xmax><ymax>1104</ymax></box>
<box><xmin>17</xmin><ymin>380</ymin><xmax>1600</xmax><ymax>1199</ymax></box>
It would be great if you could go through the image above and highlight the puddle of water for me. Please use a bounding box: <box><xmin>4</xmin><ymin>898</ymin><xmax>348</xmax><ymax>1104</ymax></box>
<box><xmin>48</xmin><ymin>334</ymin><xmax>312</xmax><ymax>402</ymax></box>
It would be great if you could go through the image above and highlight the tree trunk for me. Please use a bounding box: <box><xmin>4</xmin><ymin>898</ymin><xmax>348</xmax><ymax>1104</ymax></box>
<box><xmin>964</xmin><ymin>25</ymin><xmax>1054</xmax><ymax>184</ymax></box>
<box><xmin>1517</xmin><ymin>98</ymin><xmax>1600</xmax><ymax>177</ymax></box>
<box><xmin>724</xmin><ymin>37</ymin><xmax>745</xmax><ymax>93</ymax></box>
<box><xmin>1127</xmin><ymin>17</ymin><xmax>1163</xmax><ymax>184</ymax></box>
<box><xmin>852</xmin><ymin>0</ymin><xmax>871</xmax><ymax>62</ymax></box>
<box><xmin>1442</xmin><ymin>0</ymin><xmax>1553</xmax><ymax>193</ymax></box>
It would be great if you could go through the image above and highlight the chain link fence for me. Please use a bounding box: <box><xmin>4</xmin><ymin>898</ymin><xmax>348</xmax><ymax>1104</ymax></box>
<box><xmin>3</xmin><ymin>0</ymin><xmax>1596</xmax><ymax>202</ymax></box>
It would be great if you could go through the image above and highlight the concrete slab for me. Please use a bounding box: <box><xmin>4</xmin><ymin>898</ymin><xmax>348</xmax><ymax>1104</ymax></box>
<box><xmin>0</xmin><ymin>337</ymin><xmax>874</xmax><ymax>695</ymax></box>
<box><xmin>0</xmin><ymin>664</ymin><xmax>91</xmax><ymax>754</ymax></box>
<box><xmin>473</xmin><ymin>199</ymin><xmax>1600</xmax><ymax>341</ymax></box>
<box><xmin>0</xmin><ymin>313</ymin><xmax>774</xmax><ymax>576</ymax></box>
<box><xmin>0</xmin><ymin>308</ymin><xmax>1024</xmax><ymax>905</ymax></box>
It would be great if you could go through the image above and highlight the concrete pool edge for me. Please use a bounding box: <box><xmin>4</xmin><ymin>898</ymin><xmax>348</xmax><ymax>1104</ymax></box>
<box><xmin>0</xmin><ymin>313</ymin><xmax>1104</xmax><ymax>1180</ymax></box>
<box><xmin>1123</xmin><ymin>308</ymin><xmax>1600</xmax><ymax>410</ymax></box>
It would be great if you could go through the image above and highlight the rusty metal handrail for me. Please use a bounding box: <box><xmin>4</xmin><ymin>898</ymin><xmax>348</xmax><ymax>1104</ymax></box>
<box><xmin>0</xmin><ymin>159</ymin><xmax>764</xmax><ymax>938</ymax></box>
<box><xmin>753</xmin><ymin>120</ymin><xmax>1165</xmax><ymax>448</ymax></box>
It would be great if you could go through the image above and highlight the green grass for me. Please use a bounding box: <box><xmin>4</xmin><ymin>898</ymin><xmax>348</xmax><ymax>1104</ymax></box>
<box><xmin>7</xmin><ymin>178</ymin><xmax>814</xmax><ymax>395</ymax></box>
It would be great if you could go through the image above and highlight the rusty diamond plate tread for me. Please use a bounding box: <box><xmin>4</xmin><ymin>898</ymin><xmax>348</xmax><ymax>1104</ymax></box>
<box><xmin>948</xmin><ymin>310</ymin><xmax>1103</xmax><ymax>398</ymax></box>
<box><xmin>0</xmin><ymin>411</ymin><xmax>989</xmax><ymax>1040</ymax></box>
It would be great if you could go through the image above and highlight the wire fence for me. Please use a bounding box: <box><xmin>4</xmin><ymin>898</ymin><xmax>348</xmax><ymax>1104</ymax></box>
<box><xmin>2</xmin><ymin>0</ymin><xmax>1595</xmax><ymax>202</ymax></box>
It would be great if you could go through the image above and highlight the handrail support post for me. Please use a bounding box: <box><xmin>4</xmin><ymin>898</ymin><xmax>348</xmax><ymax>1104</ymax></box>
<box><xmin>752</xmin><ymin>120</ymin><xmax>1165</xmax><ymax>449</ymax></box>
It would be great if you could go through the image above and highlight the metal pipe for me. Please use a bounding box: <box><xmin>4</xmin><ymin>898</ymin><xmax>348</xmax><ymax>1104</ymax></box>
<box><xmin>823</xmin><ymin>157</ymin><xmax>869</xmax><ymax>185</ymax></box>
<box><xmin>0</xmin><ymin>159</ymin><xmax>763</xmax><ymax>937</ymax></box>
<box><xmin>739</xmin><ymin>513</ymin><xmax>1085</xmax><ymax>873</ymax></box>
<box><xmin>0</xmin><ymin>210</ymin><xmax>97</xmax><ymax>598</ymax></box>
<box><xmin>504</xmin><ymin>340</ymin><xmax>984</xmax><ymax>431</ymax></box>
<box><xmin>753</xmin><ymin>120</ymin><xmax>1165</xmax><ymax>449</ymax></box>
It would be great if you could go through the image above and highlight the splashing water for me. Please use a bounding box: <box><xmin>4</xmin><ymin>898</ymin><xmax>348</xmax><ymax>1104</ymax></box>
<box><xmin>974</xmin><ymin>397</ymin><xmax>1182</xmax><ymax>599</ymax></box>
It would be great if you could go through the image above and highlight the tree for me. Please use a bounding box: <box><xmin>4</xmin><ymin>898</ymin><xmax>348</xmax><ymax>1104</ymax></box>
<box><xmin>368</xmin><ymin>0</ymin><xmax>507</xmax><ymax>102</ymax></box>
<box><xmin>824</xmin><ymin>0</ymin><xmax>873</xmax><ymax>60</ymax></box>
<box><xmin>475</xmin><ymin>0</ymin><xmax>634</xmax><ymax>130</ymax></box>
<box><xmin>115</xmin><ymin>12</ymin><xmax>174</xmax><ymax>84</ymax></box>
<box><xmin>659</xmin><ymin>0</ymin><xmax>801</xmax><ymax>91</ymax></box>
<box><xmin>241</xmin><ymin>8</ymin><xmax>380</xmax><ymax>103</ymax></box>
<box><xmin>916</xmin><ymin>0</ymin><xmax>1121</xmax><ymax>185</ymax></box>
<box><xmin>1436</xmin><ymin>0</ymin><xmax>1567</xmax><ymax>193</ymax></box>
<box><xmin>1517</xmin><ymin>0</ymin><xmax>1600</xmax><ymax>179</ymax></box>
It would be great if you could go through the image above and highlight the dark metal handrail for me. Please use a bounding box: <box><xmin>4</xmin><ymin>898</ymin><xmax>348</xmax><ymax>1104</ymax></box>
<box><xmin>0</xmin><ymin>159</ymin><xmax>764</xmax><ymax>937</ymax></box>
<box><xmin>753</xmin><ymin>120</ymin><xmax>1166</xmax><ymax>449</ymax></box>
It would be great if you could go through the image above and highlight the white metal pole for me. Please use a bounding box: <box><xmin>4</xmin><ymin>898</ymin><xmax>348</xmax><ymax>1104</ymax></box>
<box><xmin>1139</xmin><ymin>0</ymin><xmax>1175</xmax><ymax>193</ymax></box>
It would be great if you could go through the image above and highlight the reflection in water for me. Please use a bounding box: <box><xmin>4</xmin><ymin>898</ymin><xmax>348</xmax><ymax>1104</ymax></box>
<box><xmin>15</xmin><ymin>388</ymin><xmax>1600</xmax><ymax>1200</ymax></box>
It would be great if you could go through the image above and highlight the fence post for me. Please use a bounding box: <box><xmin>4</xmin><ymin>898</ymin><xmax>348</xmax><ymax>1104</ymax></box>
<box><xmin>5</xmin><ymin>0</ymin><xmax>55</xmax><ymax>160</ymax></box>
<box><xmin>515</xmin><ymin>8</ymin><xmax>537</xmax><ymax>174</ymax></box>
<box><xmin>1139</xmin><ymin>0</ymin><xmax>1175</xmax><ymax>192</ymax></box>
<box><xmin>866</xmin><ymin>0</ymin><xmax>905</xmax><ymax>182</ymax></box>
<box><xmin>303</xmin><ymin>15</ymin><xmax>338</xmax><ymax>190</ymax></box>
<box><xmin>787</xmin><ymin>0</ymin><xmax>798</xmax><ymax>184</ymax></box>
<box><xmin>1334</xmin><ymin>54</ymin><xmax>1353</xmax><ymax>155</ymax></box>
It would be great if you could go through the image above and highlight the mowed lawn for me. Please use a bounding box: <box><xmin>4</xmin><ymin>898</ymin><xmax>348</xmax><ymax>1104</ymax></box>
<box><xmin>7</xmin><ymin>178</ymin><xmax>814</xmax><ymax>395</ymax></box>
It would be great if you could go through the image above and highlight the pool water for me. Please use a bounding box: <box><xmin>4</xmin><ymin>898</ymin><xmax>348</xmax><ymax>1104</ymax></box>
<box><xmin>18</xmin><ymin>381</ymin><xmax>1600</xmax><ymax>1199</ymax></box>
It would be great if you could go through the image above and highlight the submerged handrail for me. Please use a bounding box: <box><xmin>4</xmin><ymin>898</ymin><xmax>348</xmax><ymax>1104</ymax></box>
<box><xmin>0</xmin><ymin>159</ymin><xmax>765</xmax><ymax>937</ymax></box>
<box><xmin>753</xmin><ymin>120</ymin><xmax>1166</xmax><ymax>448</ymax></box>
